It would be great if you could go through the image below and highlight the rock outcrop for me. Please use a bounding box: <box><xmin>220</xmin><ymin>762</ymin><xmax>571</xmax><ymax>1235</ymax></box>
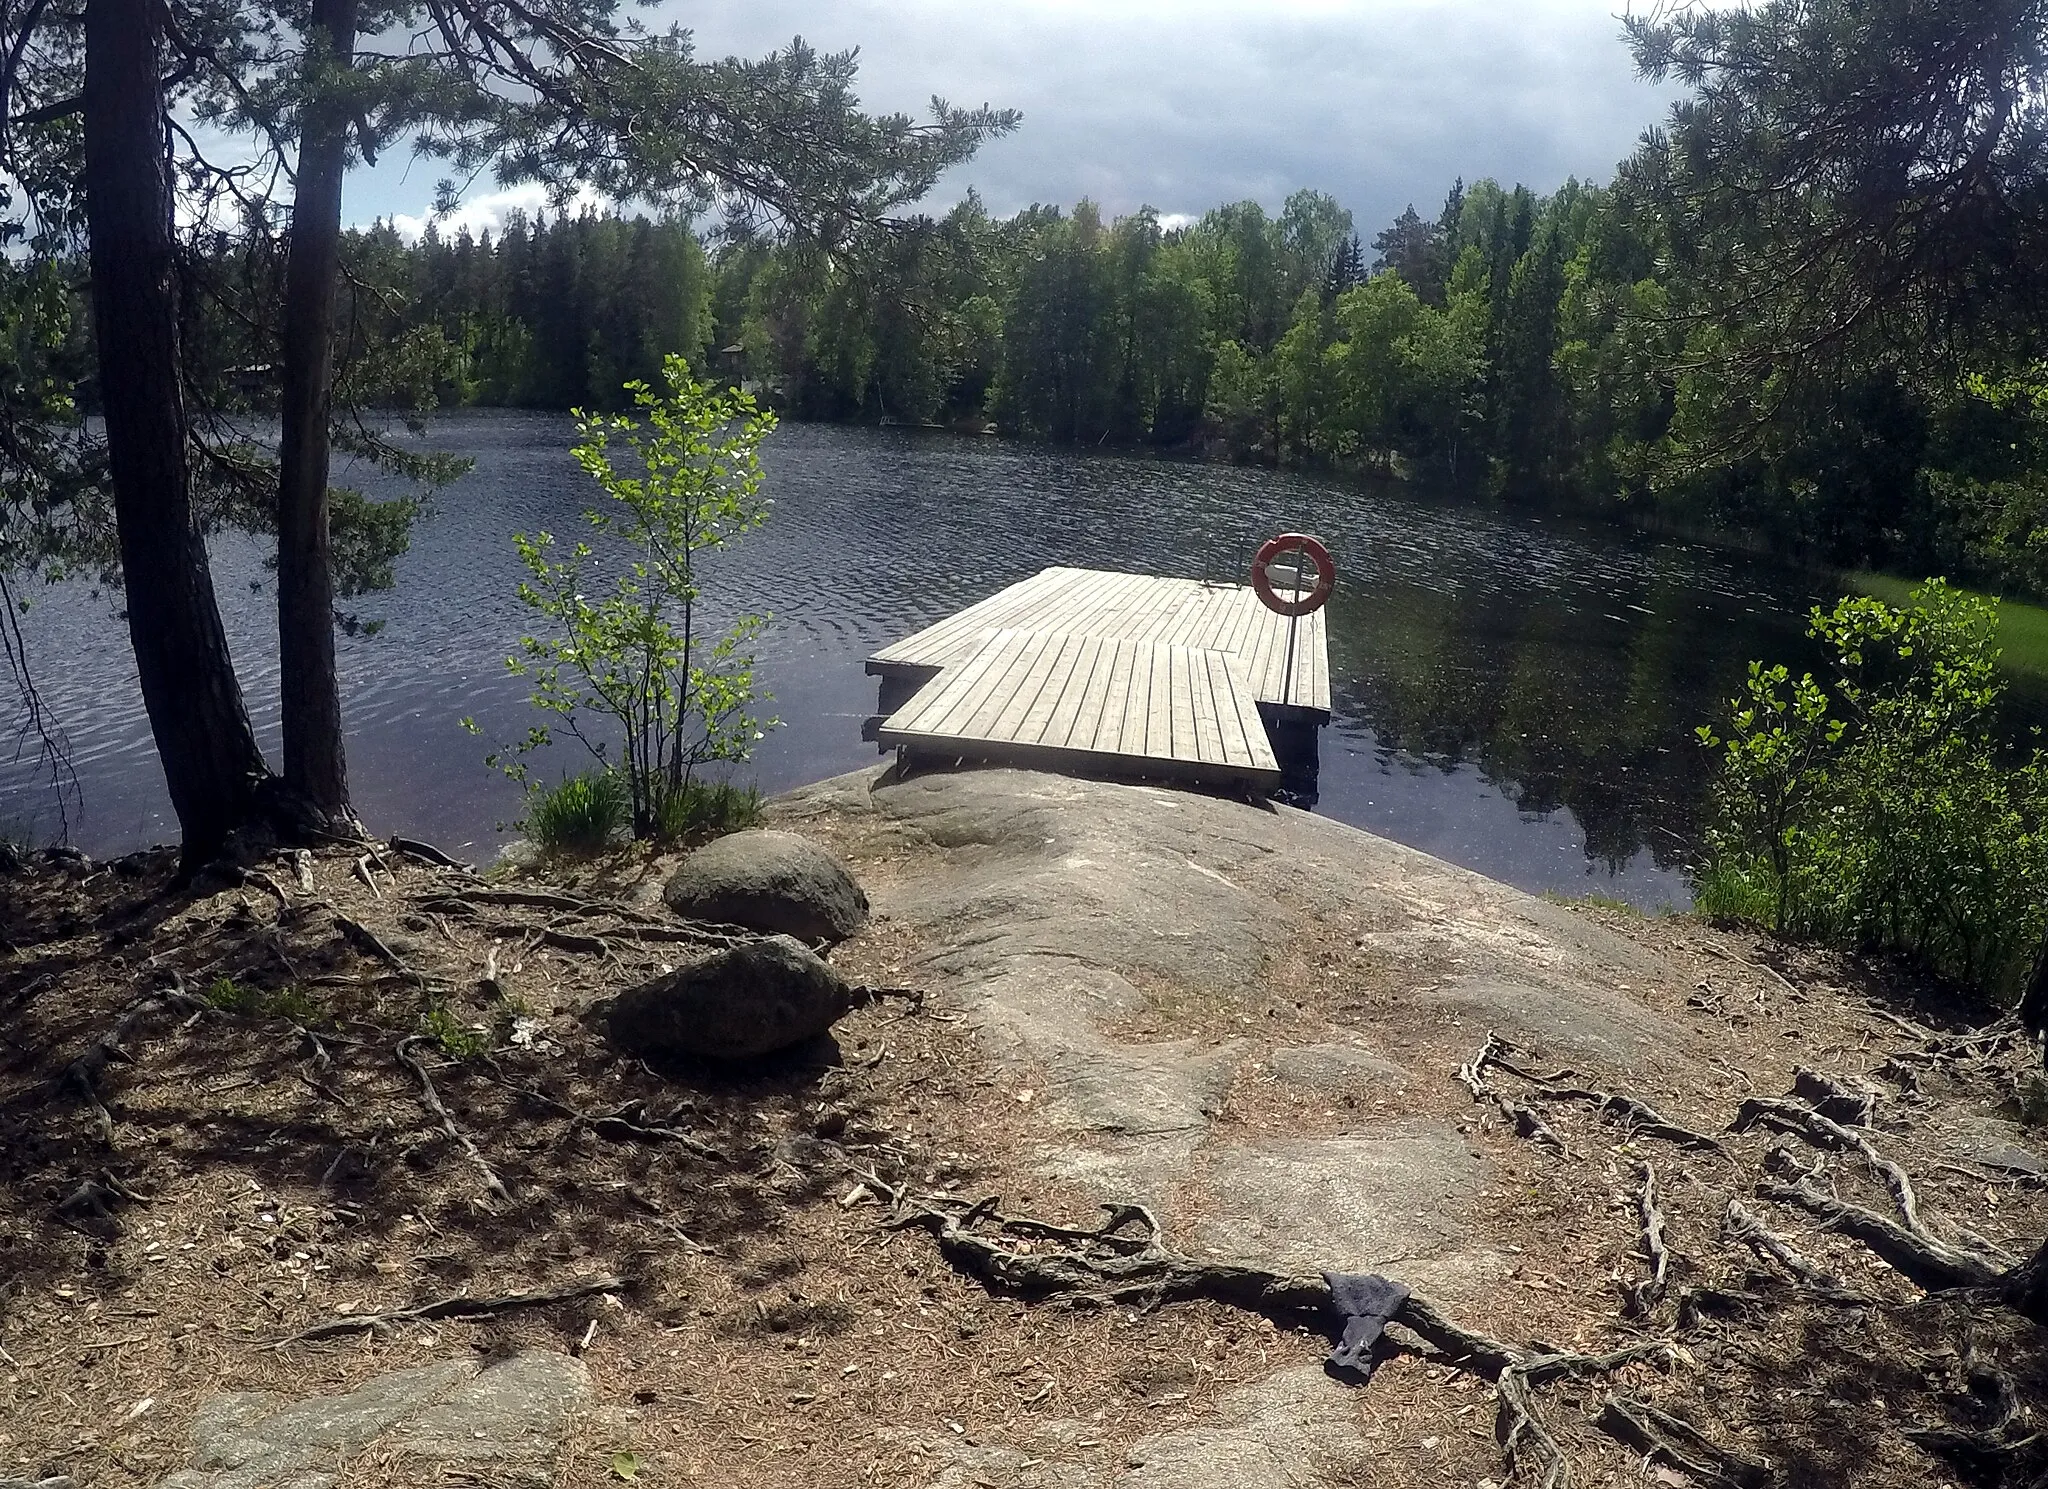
<box><xmin>152</xmin><ymin>1352</ymin><xmax>594</xmax><ymax>1489</ymax></box>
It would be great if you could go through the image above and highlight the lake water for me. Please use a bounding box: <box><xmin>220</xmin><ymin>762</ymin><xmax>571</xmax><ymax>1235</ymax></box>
<box><xmin>1</xmin><ymin>414</ymin><xmax>1870</xmax><ymax>907</ymax></box>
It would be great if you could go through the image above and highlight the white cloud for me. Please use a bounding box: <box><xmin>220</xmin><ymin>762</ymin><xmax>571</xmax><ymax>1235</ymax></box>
<box><xmin>374</xmin><ymin>182</ymin><xmax>608</xmax><ymax>242</ymax></box>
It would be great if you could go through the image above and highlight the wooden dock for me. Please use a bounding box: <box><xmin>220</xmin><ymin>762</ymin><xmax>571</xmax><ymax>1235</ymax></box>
<box><xmin>865</xmin><ymin>566</ymin><xmax>1331</xmax><ymax>792</ymax></box>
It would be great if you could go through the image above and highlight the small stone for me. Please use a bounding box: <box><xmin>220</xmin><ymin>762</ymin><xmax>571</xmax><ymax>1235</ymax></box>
<box><xmin>605</xmin><ymin>936</ymin><xmax>856</xmax><ymax>1061</ymax></box>
<box><xmin>661</xmin><ymin>830</ymin><xmax>868</xmax><ymax>944</ymax></box>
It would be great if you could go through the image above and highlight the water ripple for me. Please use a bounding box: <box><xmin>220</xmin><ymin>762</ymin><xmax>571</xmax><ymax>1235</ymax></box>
<box><xmin>2</xmin><ymin>413</ymin><xmax>1867</xmax><ymax>906</ymax></box>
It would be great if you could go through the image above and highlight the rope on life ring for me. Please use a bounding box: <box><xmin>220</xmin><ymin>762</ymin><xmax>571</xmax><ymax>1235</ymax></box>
<box><xmin>1251</xmin><ymin>533</ymin><xmax>1335</xmax><ymax>617</ymax></box>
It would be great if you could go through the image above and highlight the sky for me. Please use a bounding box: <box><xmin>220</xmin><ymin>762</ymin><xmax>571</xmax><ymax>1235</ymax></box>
<box><xmin>350</xmin><ymin>0</ymin><xmax>1678</xmax><ymax>244</ymax></box>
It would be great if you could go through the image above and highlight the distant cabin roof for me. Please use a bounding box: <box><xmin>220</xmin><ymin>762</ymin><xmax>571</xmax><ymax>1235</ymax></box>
<box><xmin>719</xmin><ymin>344</ymin><xmax>745</xmax><ymax>355</ymax></box>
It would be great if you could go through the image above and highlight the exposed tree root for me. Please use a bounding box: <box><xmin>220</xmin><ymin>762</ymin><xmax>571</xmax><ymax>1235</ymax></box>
<box><xmin>55</xmin><ymin>981</ymin><xmax>211</xmax><ymax>1144</ymax></box>
<box><xmin>1536</xmin><ymin>1084</ymin><xmax>1727</xmax><ymax>1156</ymax></box>
<box><xmin>481</xmin><ymin>1066</ymin><xmax>728</xmax><ymax>1162</ymax></box>
<box><xmin>1597</xmin><ymin>1392</ymin><xmax>1773</xmax><ymax>1488</ymax></box>
<box><xmin>1623</xmin><ymin>1162</ymin><xmax>1670</xmax><ymax>1318</ymax></box>
<box><xmin>277</xmin><ymin>1273</ymin><xmax>631</xmax><ymax>1345</ymax></box>
<box><xmin>868</xmin><ymin>1178</ymin><xmax>1726</xmax><ymax>1489</ymax></box>
<box><xmin>1498</xmin><ymin>1341</ymin><xmax>1677</xmax><ymax>1489</ymax></box>
<box><xmin>1791</xmin><ymin>1067</ymin><xmax>1875</xmax><ymax>1125</ymax></box>
<box><xmin>1733</xmin><ymin>1097</ymin><xmax>1935</xmax><ymax>1236</ymax></box>
<box><xmin>1739</xmin><ymin>1096</ymin><xmax>2016</xmax><ymax>1285</ymax></box>
<box><xmin>395</xmin><ymin>1037</ymin><xmax>511</xmax><ymax>1204</ymax></box>
<box><xmin>334</xmin><ymin>912</ymin><xmax>430</xmax><ymax>987</ymax></box>
<box><xmin>54</xmin><ymin>1170</ymin><xmax>150</xmax><ymax>1237</ymax></box>
<box><xmin>1720</xmin><ymin>1198</ymin><xmax>1872</xmax><ymax>1304</ymax></box>
<box><xmin>536</xmin><ymin>927</ymin><xmax>610</xmax><ymax>957</ymax></box>
<box><xmin>238</xmin><ymin>867</ymin><xmax>293</xmax><ymax>907</ymax></box>
<box><xmin>1459</xmin><ymin>1034</ymin><xmax>1568</xmax><ymax>1154</ymax></box>
<box><xmin>1464</xmin><ymin>1032</ymin><xmax>1723</xmax><ymax>1155</ymax></box>
<box><xmin>389</xmin><ymin>835</ymin><xmax>474</xmax><ymax>873</ymax></box>
<box><xmin>419</xmin><ymin>886</ymin><xmax>639</xmax><ymax>917</ymax></box>
<box><xmin>1756</xmin><ymin>1171</ymin><xmax>2005</xmax><ymax>1290</ymax></box>
<box><xmin>603</xmin><ymin>923</ymin><xmax>756</xmax><ymax>948</ymax></box>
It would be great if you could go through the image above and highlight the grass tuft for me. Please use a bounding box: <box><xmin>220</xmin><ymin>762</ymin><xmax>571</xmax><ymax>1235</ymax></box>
<box><xmin>420</xmin><ymin>1002</ymin><xmax>492</xmax><ymax>1057</ymax></box>
<box><xmin>203</xmin><ymin>976</ymin><xmax>323</xmax><ymax>1024</ymax></box>
<box><xmin>654</xmin><ymin>778</ymin><xmax>761</xmax><ymax>846</ymax></box>
<box><xmin>1689</xmin><ymin>860</ymin><xmax>1778</xmax><ymax>926</ymax></box>
<box><xmin>527</xmin><ymin>768</ymin><xmax>629</xmax><ymax>855</ymax></box>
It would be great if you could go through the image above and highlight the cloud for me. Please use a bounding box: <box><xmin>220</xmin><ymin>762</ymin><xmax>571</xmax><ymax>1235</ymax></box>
<box><xmin>374</xmin><ymin>182</ymin><xmax>607</xmax><ymax>242</ymax></box>
<box><xmin>346</xmin><ymin>1</ymin><xmax>1679</xmax><ymax>240</ymax></box>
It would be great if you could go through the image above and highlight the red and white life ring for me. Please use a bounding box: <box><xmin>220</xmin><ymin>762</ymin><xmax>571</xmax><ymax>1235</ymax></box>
<box><xmin>1251</xmin><ymin>533</ymin><xmax>1335</xmax><ymax>617</ymax></box>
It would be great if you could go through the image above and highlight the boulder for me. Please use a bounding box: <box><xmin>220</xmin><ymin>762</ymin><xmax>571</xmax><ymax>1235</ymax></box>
<box><xmin>606</xmin><ymin>935</ymin><xmax>856</xmax><ymax>1061</ymax></box>
<box><xmin>662</xmin><ymin>829</ymin><xmax>869</xmax><ymax>944</ymax></box>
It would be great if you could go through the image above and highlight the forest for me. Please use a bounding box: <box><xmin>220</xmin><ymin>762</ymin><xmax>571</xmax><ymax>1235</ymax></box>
<box><xmin>257</xmin><ymin>136</ymin><xmax>2048</xmax><ymax>603</ymax></box>
<box><xmin>8</xmin><ymin>6</ymin><xmax>2047</xmax><ymax>614</ymax></box>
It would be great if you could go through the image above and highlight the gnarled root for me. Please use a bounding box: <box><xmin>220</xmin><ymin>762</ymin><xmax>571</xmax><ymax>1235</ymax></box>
<box><xmin>871</xmin><ymin>1178</ymin><xmax>1723</xmax><ymax>1489</ymax></box>
<box><xmin>1721</xmin><ymin>1198</ymin><xmax>1873</xmax><ymax>1304</ymax></box>
<box><xmin>1756</xmin><ymin>1170</ymin><xmax>2005</xmax><ymax>1291</ymax></box>
<box><xmin>1624</xmin><ymin>1161</ymin><xmax>1671</xmax><ymax>1317</ymax></box>
<box><xmin>396</xmin><ymin>1037</ymin><xmax>511</xmax><ymax>1204</ymax></box>
<box><xmin>1459</xmin><ymin>1034</ymin><xmax>1569</xmax><ymax>1154</ymax></box>
<box><xmin>1597</xmin><ymin>1392</ymin><xmax>1773</xmax><ymax>1488</ymax></box>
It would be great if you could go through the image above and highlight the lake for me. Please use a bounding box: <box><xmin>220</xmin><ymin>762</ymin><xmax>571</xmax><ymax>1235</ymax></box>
<box><xmin>1</xmin><ymin>414</ymin><xmax>1870</xmax><ymax>907</ymax></box>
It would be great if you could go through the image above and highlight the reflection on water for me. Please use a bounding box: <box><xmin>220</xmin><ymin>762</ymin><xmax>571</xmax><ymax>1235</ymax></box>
<box><xmin>2</xmin><ymin>414</ymin><xmax>1879</xmax><ymax>907</ymax></box>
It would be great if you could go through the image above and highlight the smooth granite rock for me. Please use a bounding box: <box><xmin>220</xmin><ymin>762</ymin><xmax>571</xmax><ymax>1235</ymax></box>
<box><xmin>606</xmin><ymin>933</ymin><xmax>856</xmax><ymax>1060</ymax></box>
<box><xmin>662</xmin><ymin>828</ymin><xmax>869</xmax><ymax>943</ymax></box>
<box><xmin>151</xmin><ymin>1353</ymin><xmax>591</xmax><ymax>1489</ymax></box>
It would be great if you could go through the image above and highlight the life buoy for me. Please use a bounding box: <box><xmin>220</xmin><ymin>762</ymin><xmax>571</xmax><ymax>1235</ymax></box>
<box><xmin>1251</xmin><ymin>533</ymin><xmax>1335</xmax><ymax>617</ymax></box>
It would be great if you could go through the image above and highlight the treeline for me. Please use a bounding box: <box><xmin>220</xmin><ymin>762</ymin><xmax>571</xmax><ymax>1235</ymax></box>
<box><xmin>335</xmin><ymin>213</ymin><xmax>713</xmax><ymax>410</ymax></box>
<box><xmin>342</xmin><ymin>173</ymin><xmax>2048</xmax><ymax>600</ymax></box>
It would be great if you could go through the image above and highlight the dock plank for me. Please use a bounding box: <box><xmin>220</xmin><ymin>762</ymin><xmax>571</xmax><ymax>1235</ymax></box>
<box><xmin>1092</xmin><ymin>639</ymin><xmax>1138</xmax><ymax>757</ymax></box>
<box><xmin>1020</xmin><ymin>633</ymin><xmax>1090</xmax><ymax>745</ymax></box>
<box><xmin>1187</xmin><ymin>646</ymin><xmax>1225</xmax><ymax>763</ymax></box>
<box><xmin>923</xmin><ymin>630</ymin><xmax>1035</xmax><ymax>738</ymax></box>
<box><xmin>1050</xmin><ymin>635</ymin><xmax>1111</xmax><ymax>749</ymax></box>
<box><xmin>982</xmin><ymin>630</ymin><xmax>1070</xmax><ymax>741</ymax></box>
<box><xmin>870</xmin><ymin>567</ymin><xmax>1077</xmax><ymax>670</ymax></box>
<box><xmin>877</xmin><ymin>629</ymin><xmax>1280</xmax><ymax>788</ymax></box>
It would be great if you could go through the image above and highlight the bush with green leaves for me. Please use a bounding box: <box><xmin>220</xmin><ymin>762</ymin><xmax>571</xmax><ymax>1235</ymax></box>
<box><xmin>477</xmin><ymin>357</ymin><xmax>778</xmax><ymax>842</ymax></box>
<box><xmin>1696</xmin><ymin>580</ymin><xmax>2048</xmax><ymax>999</ymax></box>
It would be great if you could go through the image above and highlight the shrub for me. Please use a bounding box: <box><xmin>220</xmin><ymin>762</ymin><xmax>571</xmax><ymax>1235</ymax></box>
<box><xmin>1696</xmin><ymin>579</ymin><xmax>2048</xmax><ymax>1000</ymax></box>
<box><xmin>481</xmin><ymin>357</ymin><xmax>779</xmax><ymax>840</ymax></box>
<box><xmin>653</xmin><ymin>778</ymin><xmax>761</xmax><ymax>845</ymax></box>
<box><xmin>526</xmin><ymin>768</ymin><xmax>630</xmax><ymax>855</ymax></box>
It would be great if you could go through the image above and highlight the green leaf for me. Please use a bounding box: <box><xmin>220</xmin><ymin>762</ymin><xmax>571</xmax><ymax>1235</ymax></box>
<box><xmin>611</xmin><ymin>1450</ymin><xmax>641</xmax><ymax>1481</ymax></box>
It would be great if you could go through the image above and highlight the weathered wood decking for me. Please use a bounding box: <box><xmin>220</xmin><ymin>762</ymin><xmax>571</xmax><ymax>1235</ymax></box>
<box><xmin>865</xmin><ymin>566</ymin><xmax>1330</xmax><ymax>791</ymax></box>
<box><xmin>868</xmin><ymin>566</ymin><xmax>1331</xmax><ymax>715</ymax></box>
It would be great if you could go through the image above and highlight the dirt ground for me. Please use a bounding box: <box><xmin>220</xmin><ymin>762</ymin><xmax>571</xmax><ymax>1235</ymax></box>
<box><xmin>3</xmin><ymin>822</ymin><xmax>2048</xmax><ymax>1489</ymax></box>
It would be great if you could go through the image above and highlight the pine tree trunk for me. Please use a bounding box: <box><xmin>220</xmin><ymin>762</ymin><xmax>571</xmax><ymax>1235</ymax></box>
<box><xmin>83</xmin><ymin>0</ymin><xmax>270</xmax><ymax>860</ymax></box>
<box><xmin>276</xmin><ymin>0</ymin><xmax>360</xmax><ymax>827</ymax></box>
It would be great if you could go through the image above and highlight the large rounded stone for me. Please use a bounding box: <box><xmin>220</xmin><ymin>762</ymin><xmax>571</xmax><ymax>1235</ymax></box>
<box><xmin>661</xmin><ymin>829</ymin><xmax>869</xmax><ymax>944</ymax></box>
<box><xmin>605</xmin><ymin>935</ymin><xmax>857</xmax><ymax>1061</ymax></box>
